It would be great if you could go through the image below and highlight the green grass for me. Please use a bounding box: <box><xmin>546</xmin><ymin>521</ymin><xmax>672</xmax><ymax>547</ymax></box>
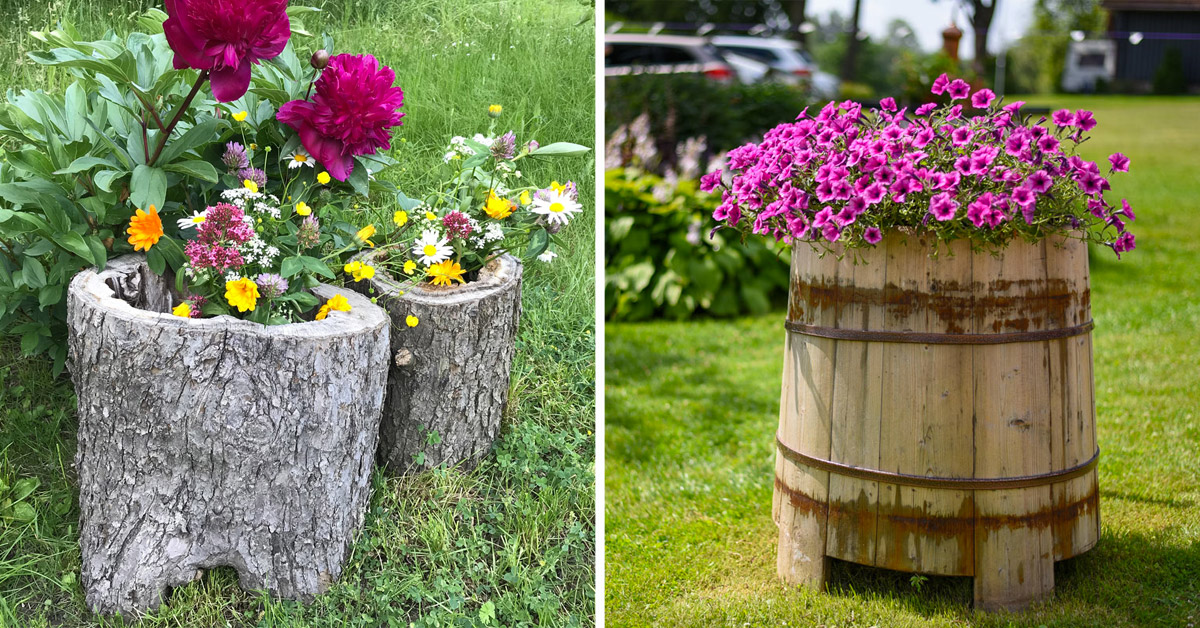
<box><xmin>0</xmin><ymin>0</ymin><xmax>596</xmax><ymax>626</ymax></box>
<box><xmin>605</xmin><ymin>96</ymin><xmax>1200</xmax><ymax>627</ymax></box>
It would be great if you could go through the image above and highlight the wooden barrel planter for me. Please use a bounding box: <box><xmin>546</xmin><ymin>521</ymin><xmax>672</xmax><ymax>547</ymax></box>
<box><xmin>772</xmin><ymin>233</ymin><xmax>1099</xmax><ymax>612</ymax></box>
<box><xmin>67</xmin><ymin>255</ymin><xmax>390</xmax><ymax>617</ymax></box>
<box><xmin>351</xmin><ymin>252</ymin><xmax>522</xmax><ymax>474</ymax></box>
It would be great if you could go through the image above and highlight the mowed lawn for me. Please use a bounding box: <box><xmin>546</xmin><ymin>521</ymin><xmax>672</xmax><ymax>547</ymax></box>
<box><xmin>605</xmin><ymin>96</ymin><xmax>1200</xmax><ymax>627</ymax></box>
<box><xmin>0</xmin><ymin>1</ymin><xmax>596</xmax><ymax>626</ymax></box>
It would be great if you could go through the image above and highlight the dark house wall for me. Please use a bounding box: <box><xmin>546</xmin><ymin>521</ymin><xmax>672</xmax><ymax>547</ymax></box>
<box><xmin>1110</xmin><ymin>10</ymin><xmax>1200</xmax><ymax>85</ymax></box>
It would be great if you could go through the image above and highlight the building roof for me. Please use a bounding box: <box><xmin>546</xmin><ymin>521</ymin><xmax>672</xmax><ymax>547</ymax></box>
<box><xmin>1103</xmin><ymin>0</ymin><xmax>1200</xmax><ymax>11</ymax></box>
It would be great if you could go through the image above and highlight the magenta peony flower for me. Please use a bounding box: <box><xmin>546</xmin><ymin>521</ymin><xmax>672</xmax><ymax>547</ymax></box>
<box><xmin>277</xmin><ymin>53</ymin><xmax>405</xmax><ymax>181</ymax></box>
<box><xmin>163</xmin><ymin>0</ymin><xmax>291</xmax><ymax>103</ymax></box>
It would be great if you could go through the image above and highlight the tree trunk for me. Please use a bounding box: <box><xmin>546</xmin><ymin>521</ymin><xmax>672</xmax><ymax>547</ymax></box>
<box><xmin>67</xmin><ymin>255</ymin><xmax>390</xmax><ymax>618</ymax></box>
<box><xmin>841</xmin><ymin>0</ymin><xmax>863</xmax><ymax>82</ymax></box>
<box><xmin>352</xmin><ymin>253</ymin><xmax>522</xmax><ymax>475</ymax></box>
<box><xmin>971</xmin><ymin>0</ymin><xmax>997</xmax><ymax>76</ymax></box>
<box><xmin>788</xmin><ymin>0</ymin><xmax>809</xmax><ymax>46</ymax></box>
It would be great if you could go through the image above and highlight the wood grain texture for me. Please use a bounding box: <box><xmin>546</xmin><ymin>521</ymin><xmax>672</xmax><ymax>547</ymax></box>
<box><xmin>775</xmin><ymin>235</ymin><xmax>1098</xmax><ymax>611</ymax></box>
<box><xmin>68</xmin><ymin>256</ymin><xmax>390</xmax><ymax>618</ymax></box>
<box><xmin>353</xmin><ymin>253</ymin><xmax>522</xmax><ymax>474</ymax></box>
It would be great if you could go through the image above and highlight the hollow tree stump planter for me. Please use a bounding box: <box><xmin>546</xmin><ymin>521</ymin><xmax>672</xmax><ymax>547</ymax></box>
<box><xmin>352</xmin><ymin>252</ymin><xmax>522</xmax><ymax>474</ymax></box>
<box><xmin>67</xmin><ymin>255</ymin><xmax>390</xmax><ymax>617</ymax></box>
<box><xmin>772</xmin><ymin>233</ymin><xmax>1099</xmax><ymax>612</ymax></box>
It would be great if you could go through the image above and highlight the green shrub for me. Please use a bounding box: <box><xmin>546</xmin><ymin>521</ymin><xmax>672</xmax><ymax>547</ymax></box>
<box><xmin>1153</xmin><ymin>47</ymin><xmax>1187</xmax><ymax>95</ymax></box>
<box><xmin>605</xmin><ymin>74</ymin><xmax>808</xmax><ymax>156</ymax></box>
<box><xmin>605</xmin><ymin>168</ymin><xmax>790</xmax><ymax>321</ymax></box>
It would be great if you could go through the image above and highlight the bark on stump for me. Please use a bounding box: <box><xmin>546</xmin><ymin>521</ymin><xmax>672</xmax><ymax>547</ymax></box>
<box><xmin>351</xmin><ymin>252</ymin><xmax>522</xmax><ymax>474</ymax></box>
<box><xmin>67</xmin><ymin>255</ymin><xmax>390</xmax><ymax>618</ymax></box>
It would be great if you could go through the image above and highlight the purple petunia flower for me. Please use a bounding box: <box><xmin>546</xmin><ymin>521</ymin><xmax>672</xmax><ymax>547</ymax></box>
<box><xmin>970</xmin><ymin>88</ymin><xmax>996</xmax><ymax>109</ymax></box>
<box><xmin>929</xmin><ymin>192</ymin><xmax>958</xmax><ymax>221</ymax></box>
<box><xmin>951</xmin><ymin>127</ymin><xmax>974</xmax><ymax>146</ymax></box>
<box><xmin>863</xmin><ymin>226</ymin><xmax>883</xmax><ymax>244</ymax></box>
<box><xmin>1113</xmin><ymin>231</ymin><xmax>1136</xmax><ymax>257</ymax></box>
<box><xmin>699</xmin><ymin>171</ymin><xmax>723</xmax><ymax>192</ymax></box>
<box><xmin>879</xmin><ymin>97</ymin><xmax>897</xmax><ymax>112</ymax></box>
<box><xmin>1075</xmin><ymin>110</ymin><xmax>1097</xmax><ymax>132</ymax></box>
<box><xmin>1051</xmin><ymin>109</ymin><xmax>1075</xmax><ymax>127</ymax></box>
<box><xmin>1036</xmin><ymin>134</ymin><xmax>1061</xmax><ymax>154</ymax></box>
<box><xmin>947</xmin><ymin>79</ymin><xmax>971</xmax><ymax>101</ymax></box>
<box><xmin>915</xmin><ymin>103</ymin><xmax>937</xmax><ymax>116</ymax></box>
<box><xmin>822</xmin><ymin>223</ymin><xmax>841</xmax><ymax>242</ymax></box>
<box><xmin>931</xmin><ymin>73</ymin><xmax>950</xmax><ymax>95</ymax></box>
<box><xmin>163</xmin><ymin>0</ymin><xmax>290</xmax><ymax>102</ymax></box>
<box><xmin>1119</xmin><ymin>199</ymin><xmax>1136</xmax><ymax>220</ymax></box>
<box><xmin>277</xmin><ymin>54</ymin><xmax>405</xmax><ymax>181</ymax></box>
<box><xmin>1025</xmin><ymin>170</ymin><xmax>1053</xmax><ymax>193</ymax></box>
<box><xmin>1109</xmin><ymin>152</ymin><xmax>1131</xmax><ymax>173</ymax></box>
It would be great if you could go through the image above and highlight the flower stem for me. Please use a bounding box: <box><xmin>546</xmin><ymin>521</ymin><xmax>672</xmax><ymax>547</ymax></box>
<box><xmin>147</xmin><ymin>70</ymin><xmax>210</xmax><ymax>167</ymax></box>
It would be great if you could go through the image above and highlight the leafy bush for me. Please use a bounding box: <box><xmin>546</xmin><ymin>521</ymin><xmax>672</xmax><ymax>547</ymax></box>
<box><xmin>605</xmin><ymin>168</ymin><xmax>790</xmax><ymax>321</ymax></box>
<box><xmin>1154</xmin><ymin>47</ymin><xmax>1187</xmax><ymax>95</ymax></box>
<box><xmin>605</xmin><ymin>74</ymin><xmax>808</xmax><ymax>157</ymax></box>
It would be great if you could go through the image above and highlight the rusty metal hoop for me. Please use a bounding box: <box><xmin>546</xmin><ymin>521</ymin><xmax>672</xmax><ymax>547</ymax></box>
<box><xmin>783</xmin><ymin>320</ymin><xmax>1095</xmax><ymax>345</ymax></box>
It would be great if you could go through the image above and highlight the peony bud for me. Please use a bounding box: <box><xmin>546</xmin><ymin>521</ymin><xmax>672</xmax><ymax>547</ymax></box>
<box><xmin>311</xmin><ymin>49</ymin><xmax>331</xmax><ymax>70</ymax></box>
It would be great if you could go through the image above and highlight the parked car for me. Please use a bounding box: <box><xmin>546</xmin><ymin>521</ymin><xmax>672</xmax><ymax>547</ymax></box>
<box><xmin>711</xmin><ymin>35</ymin><xmax>840</xmax><ymax>98</ymax></box>
<box><xmin>604</xmin><ymin>34</ymin><xmax>738</xmax><ymax>83</ymax></box>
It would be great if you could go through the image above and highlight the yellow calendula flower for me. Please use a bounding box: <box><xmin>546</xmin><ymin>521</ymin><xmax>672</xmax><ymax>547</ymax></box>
<box><xmin>393</xmin><ymin>210</ymin><xmax>408</xmax><ymax>226</ymax></box>
<box><xmin>233</xmin><ymin>110</ymin><xmax>248</xmax><ymax>122</ymax></box>
<box><xmin>356</xmin><ymin>224</ymin><xmax>376</xmax><ymax>247</ymax></box>
<box><xmin>550</xmin><ymin>180</ymin><xmax>567</xmax><ymax>194</ymax></box>
<box><xmin>343</xmin><ymin>261</ymin><xmax>376</xmax><ymax>282</ymax></box>
<box><xmin>172</xmin><ymin>302</ymin><xmax>191</xmax><ymax>318</ymax></box>
<box><xmin>403</xmin><ymin>260</ymin><xmax>417</xmax><ymax>275</ymax></box>
<box><xmin>315</xmin><ymin>294</ymin><xmax>352</xmax><ymax>321</ymax></box>
<box><xmin>406</xmin><ymin>315</ymin><xmax>419</xmax><ymax>327</ymax></box>
<box><xmin>488</xmin><ymin>104</ymin><xmax>502</xmax><ymax>117</ymax></box>
<box><xmin>427</xmin><ymin>260</ymin><xmax>466</xmax><ymax>286</ymax></box>
<box><xmin>317</xmin><ymin>171</ymin><xmax>331</xmax><ymax>185</ymax></box>
<box><xmin>295</xmin><ymin>202</ymin><xmax>312</xmax><ymax>216</ymax></box>
<box><xmin>243</xmin><ymin>179</ymin><xmax>259</xmax><ymax>194</ymax></box>
<box><xmin>519</xmin><ymin>190</ymin><xmax>531</xmax><ymax>205</ymax></box>
<box><xmin>126</xmin><ymin>205</ymin><xmax>163</xmax><ymax>252</ymax></box>
<box><xmin>225</xmin><ymin>278</ymin><xmax>259</xmax><ymax>313</ymax></box>
<box><xmin>483</xmin><ymin>190</ymin><xmax>514</xmax><ymax>219</ymax></box>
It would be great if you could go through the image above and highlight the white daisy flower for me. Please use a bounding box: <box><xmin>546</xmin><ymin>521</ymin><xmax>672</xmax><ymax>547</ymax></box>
<box><xmin>286</xmin><ymin>148</ymin><xmax>315</xmax><ymax>169</ymax></box>
<box><xmin>538</xmin><ymin>250</ymin><xmax>558</xmax><ymax>263</ymax></box>
<box><xmin>176</xmin><ymin>210</ymin><xmax>207</xmax><ymax>230</ymax></box>
<box><xmin>412</xmin><ymin>229</ymin><xmax>452</xmax><ymax>265</ymax></box>
<box><xmin>530</xmin><ymin>189</ymin><xmax>583</xmax><ymax>226</ymax></box>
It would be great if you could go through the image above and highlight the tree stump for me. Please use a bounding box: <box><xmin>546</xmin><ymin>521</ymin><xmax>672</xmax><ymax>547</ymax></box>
<box><xmin>351</xmin><ymin>253</ymin><xmax>522</xmax><ymax>474</ymax></box>
<box><xmin>67</xmin><ymin>255</ymin><xmax>390</xmax><ymax>617</ymax></box>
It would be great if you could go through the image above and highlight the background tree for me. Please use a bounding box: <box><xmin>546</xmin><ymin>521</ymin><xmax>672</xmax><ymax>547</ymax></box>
<box><xmin>1006</xmin><ymin>0</ymin><xmax>1106</xmax><ymax>93</ymax></box>
<box><xmin>841</xmin><ymin>0</ymin><xmax>864</xmax><ymax>81</ymax></box>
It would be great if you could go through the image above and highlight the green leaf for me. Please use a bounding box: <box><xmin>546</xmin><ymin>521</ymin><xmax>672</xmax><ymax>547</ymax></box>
<box><xmin>529</xmin><ymin>142</ymin><xmax>591</xmax><ymax>157</ymax></box>
<box><xmin>38</xmin><ymin>284</ymin><xmax>63</xmax><ymax>308</ymax></box>
<box><xmin>155</xmin><ymin>118</ymin><xmax>219</xmax><ymax>166</ymax></box>
<box><xmin>10</xmin><ymin>477</ymin><xmax>39</xmax><ymax>502</ymax></box>
<box><xmin>289</xmin><ymin>291</ymin><xmax>320</xmax><ymax>309</ymax></box>
<box><xmin>94</xmin><ymin>170</ymin><xmax>127</xmax><ymax>193</ymax></box>
<box><xmin>301</xmin><ymin>256</ymin><xmax>335</xmax><ymax>279</ymax></box>
<box><xmin>86</xmin><ymin>237</ymin><xmax>108</xmax><ymax>271</ymax></box>
<box><xmin>53</xmin><ymin>232</ymin><xmax>96</xmax><ymax>265</ymax></box>
<box><xmin>22</xmin><ymin>260</ymin><xmax>47</xmax><ymax>289</ymax></box>
<box><xmin>19</xmin><ymin>329</ymin><xmax>42</xmax><ymax>354</ymax></box>
<box><xmin>145</xmin><ymin>246</ymin><xmax>166</xmax><ymax>276</ymax></box>
<box><xmin>280</xmin><ymin>256</ymin><xmax>305</xmax><ymax>278</ymax></box>
<box><xmin>347</xmin><ymin>162</ymin><xmax>370</xmax><ymax>196</ymax></box>
<box><xmin>164</xmin><ymin>160</ymin><xmax>219</xmax><ymax>183</ymax></box>
<box><xmin>9</xmin><ymin>502</ymin><xmax>35</xmax><ymax>523</ymax></box>
<box><xmin>525</xmin><ymin>228</ymin><xmax>550</xmax><ymax>259</ymax></box>
<box><xmin>54</xmin><ymin>156</ymin><xmax>118</xmax><ymax>176</ymax></box>
<box><xmin>395</xmin><ymin>189</ymin><xmax>422</xmax><ymax>211</ymax></box>
<box><xmin>201</xmin><ymin>301</ymin><xmax>230</xmax><ymax>317</ymax></box>
<box><xmin>130</xmin><ymin>164</ymin><xmax>166</xmax><ymax>213</ymax></box>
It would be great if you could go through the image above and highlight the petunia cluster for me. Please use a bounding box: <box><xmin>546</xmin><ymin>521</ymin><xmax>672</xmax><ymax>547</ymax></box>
<box><xmin>702</xmin><ymin>75</ymin><xmax>1137</xmax><ymax>257</ymax></box>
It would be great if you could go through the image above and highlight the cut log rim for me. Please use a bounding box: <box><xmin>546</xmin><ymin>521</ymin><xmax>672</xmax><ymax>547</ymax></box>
<box><xmin>784</xmin><ymin>320</ymin><xmax>1095</xmax><ymax>344</ymax></box>
<box><xmin>355</xmin><ymin>251</ymin><xmax>522</xmax><ymax>305</ymax></box>
<box><xmin>776</xmin><ymin>433</ymin><xmax>1100</xmax><ymax>490</ymax></box>
<box><xmin>71</xmin><ymin>255</ymin><xmax>387</xmax><ymax>338</ymax></box>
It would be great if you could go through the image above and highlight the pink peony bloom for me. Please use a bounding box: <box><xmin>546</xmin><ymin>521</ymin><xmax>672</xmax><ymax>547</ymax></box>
<box><xmin>163</xmin><ymin>0</ymin><xmax>291</xmax><ymax>102</ymax></box>
<box><xmin>277</xmin><ymin>54</ymin><xmax>405</xmax><ymax>181</ymax></box>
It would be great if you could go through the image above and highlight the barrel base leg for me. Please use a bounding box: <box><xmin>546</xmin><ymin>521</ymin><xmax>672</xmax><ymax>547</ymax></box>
<box><xmin>973</xmin><ymin>525</ymin><xmax>1055</xmax><ymax>612</ymax></box>
<box><xmin>776</xmin><ymin>508</ymin><xmax>830</xmax><ymax>589</ymax></box>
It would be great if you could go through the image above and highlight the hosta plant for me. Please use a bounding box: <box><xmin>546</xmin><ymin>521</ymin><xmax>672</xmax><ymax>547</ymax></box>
<box><xmin>703</xmin><ymin>74</ymin><xmax>1137</xmax><ymax>259</ymax></box>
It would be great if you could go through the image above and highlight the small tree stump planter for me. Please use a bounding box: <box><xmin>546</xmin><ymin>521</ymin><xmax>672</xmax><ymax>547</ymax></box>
<box><xmin>351</xmin><ymin>252</ymin><xmax>522</xmax><ymax>474</ymax></box>
<box><xmin>67</xmin><ymin>255</ymin><xmax>390</xmax><ymax>617</ymax></box>
<box><xmin>773</xmin><ymin>233</ymin><xmax>1100</xmax><ymax>612</ymax></box>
